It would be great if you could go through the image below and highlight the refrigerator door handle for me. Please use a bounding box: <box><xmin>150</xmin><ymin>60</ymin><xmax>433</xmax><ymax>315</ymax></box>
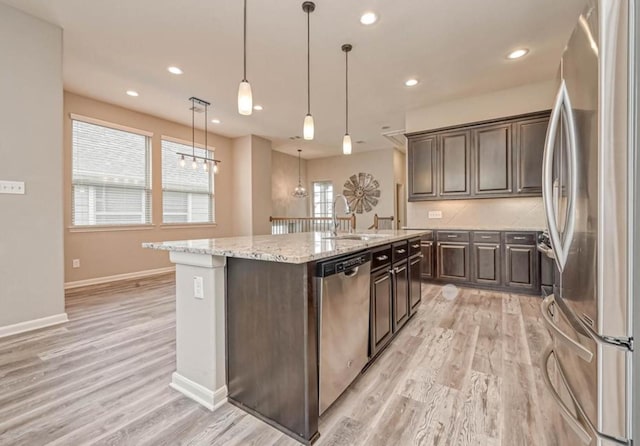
<box><xmin>541</xmin><ymin>295</ymin><xmax>594</xmax><ymax>362</ymax></box>
<box><xmin>540</xmin><ymin>347</ymin><xmax>593</xmax><ymax>445</ymax></box>
<box><xmin>542</xmin><ymin>80</ymin><xmax>578</xmax><ymax>272</ymax></box>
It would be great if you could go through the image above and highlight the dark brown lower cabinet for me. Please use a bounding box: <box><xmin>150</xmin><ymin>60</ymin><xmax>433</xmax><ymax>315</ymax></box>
<box><xmin>505</xmin><ymin>244</ymin><xmax>537</xmax><ymax>290</ymax></box>
<box><xmin>393</xmin><ymin>261</ymin><xmax>409</xmax><ymax>331</ymax></box>
<box><xmin>409</xmin><ymin>255</ymin><xmax>422</xmax><ymax>311</ymax></box>
<box><xmin>420</xmin><ymin>241</ymin><xmax>434</xmax><ymax>278</ymax></box>
<box><xmin>437</xmin><ymin>242</ymin><xmax>469</xmax><ymax>281</ymax></box>
<box><xmin>472</xmin><ymin>243</ymin><xmax>501</xmax><ymax>285</ymax></box>
<box><xmin>370</xmin><ymin>268</ymin><xmax>393</xmax><ymax>357</ymax></box>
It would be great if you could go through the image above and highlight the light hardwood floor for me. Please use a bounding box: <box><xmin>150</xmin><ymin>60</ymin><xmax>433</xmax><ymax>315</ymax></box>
<box><xmin>0</xmin><ymin>274</ymin><xmax>564</xmax><ymax>445</ymax></box>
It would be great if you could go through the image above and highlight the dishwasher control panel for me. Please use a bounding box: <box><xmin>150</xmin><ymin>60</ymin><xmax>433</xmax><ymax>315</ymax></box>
<box><xmin>317</xmin><ymin>252</ymin><xmax>371</xmax><ymax>277</ymax></box>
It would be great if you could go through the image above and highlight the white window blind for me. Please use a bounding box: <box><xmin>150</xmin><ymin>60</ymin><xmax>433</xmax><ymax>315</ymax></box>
<box><xmin>71</xmin><ymin>119</ymin><xmax>152</xmax><ymax>226</ymax></box>
<box><xmin>161</xmin><ymin>139</ymin><xmax>215</xmax><ymax>223</ymax></box>
<box><xmin>312</xmin><ymin>181</ymin><xmax>333</xmax><ymax>218</ymax></box>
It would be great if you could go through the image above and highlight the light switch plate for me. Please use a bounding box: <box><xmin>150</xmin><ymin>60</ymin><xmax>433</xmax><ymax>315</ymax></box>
<box><xmin>193</xmin><ymin>276</ymin><xmax>204</xmax><ymax>299</ymax></box>
<box><xmin>428</xmin><ymin>211</ymin><xmax>442</xmax><ymax>219</ymax></box>
<box><xmin>0</xmin><ymin>180</ymin><xmax>25</xmax><ymax>195</ymax></box>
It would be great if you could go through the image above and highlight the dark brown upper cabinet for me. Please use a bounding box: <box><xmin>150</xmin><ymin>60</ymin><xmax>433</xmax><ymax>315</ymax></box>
<box><xmin>515</xmin><ymin>117</ymin><xmax>550</xmax><ymax>194</ymax></box>
<box><xmin>439</xmin><ymin>130</ymin><xmax>471</xmax><ymax>197</ymax></box>
<box><xmin>408</xmin><ymin>135</ymin><xmax>437</xmax><ymax>199</ymax></box>
<box><xmin>406</xmin><ymin>111</ymin><xmax>550</xmax><ymax>201</ymax></box>
<box><xmin>473</xmin><ymin>123</ymin><xmax>512</xmax><ymax>195</ymax></box>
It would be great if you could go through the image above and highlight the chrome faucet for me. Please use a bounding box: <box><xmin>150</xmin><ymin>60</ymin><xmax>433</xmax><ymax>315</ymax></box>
<box><xmin>332</xmin><ymin>194</ymin><xmax>352</xmax><ymax>236</ymax></box>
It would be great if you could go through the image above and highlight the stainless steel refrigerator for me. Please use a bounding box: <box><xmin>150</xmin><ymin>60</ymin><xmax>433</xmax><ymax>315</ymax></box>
<box><xmin>540</xmin><ymin>0</ymin><xmax>637</xmax><ymax>445</ymax></box>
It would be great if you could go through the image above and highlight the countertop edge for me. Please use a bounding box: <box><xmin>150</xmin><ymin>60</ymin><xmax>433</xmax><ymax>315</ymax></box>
<box><xmin>142</xmin><ymin>230</ymin><xmax>431</xmax><ymax>265</ymax></box>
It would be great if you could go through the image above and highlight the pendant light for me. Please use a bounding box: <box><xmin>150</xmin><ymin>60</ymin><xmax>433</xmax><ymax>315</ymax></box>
<box><xmin>302</xmin><ymin>1</ymin><xmax>315</xmax><ymax>140</ymax></box>
<box><xmin>342</xmin><ymin>43</ymin><xmax>352</xmax><ymax>155</ymax></box>
<box><xmin>178</xmin><ymin>97</ymin><xmax>222</xmax><ymax>173</ymax></box>
<box><xmin>292</xmin><ymin>149</ymin><xmax>309</xmax><ymax>198</ymax></box>
<box><xmin>237</xmin><ymin>0</ymin><xmax>253</xmax><ymax>115</ymax></box>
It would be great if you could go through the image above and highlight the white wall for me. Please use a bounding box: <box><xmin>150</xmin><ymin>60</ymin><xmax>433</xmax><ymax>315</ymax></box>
<box><xmin>307</xmin><ymin>149</ymin><xmax>396</xmax><ymax>230</ymax></box>
<box><xmin>232</xmin><ymin>135</ymin><xmax>272</xmax><ymax>236</ymax></box>
<box><xmin>404</xmin><ymin>80</ymin><xmax>556</xmax><ymax>230</ymax></box>
<box><xmin>271</xmin><ymin>150</ymin><xmax>309</xmax><ymax>217</ymax></box>
<box><xmin>0</xmin><ymin>4</ymin><xmax>65</xmax><ymax>328</ymax></box>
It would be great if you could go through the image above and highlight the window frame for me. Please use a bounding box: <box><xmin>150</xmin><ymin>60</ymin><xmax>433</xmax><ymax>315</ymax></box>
<box><xmin>312</xmin><ymin>180</ymin><xmax>334</xmax><ymax>218</ymax></box>
<box><xmin>69</xmin><ymin>114</ymin><xmax>153</xmax><ymax>230</ymax></box>
<box><xmin>160</xmin><ymin>135</ymin><xmax>216</xmax><ymax>226</ymax></box>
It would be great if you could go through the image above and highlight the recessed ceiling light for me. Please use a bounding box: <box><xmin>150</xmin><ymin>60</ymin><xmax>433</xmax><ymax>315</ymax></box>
<box><xmin>405</xmin><ymin>79</ymin><xmax>419</xmax><ymax>87</ymax></box>
<box><xmin>126</xmin><ymin>90</ymin><xmax>139</xmax><ymax>97</ymax></box>
<box><xmin>360</xmin><ymin>12</ymin><xmax>378</xmax><ymax>25</ymax></box>
<box><xmin>253</xmin><ymin>105</ymin><xmax>263</xmax><ymax>111</ymax></box>
<box><xmin>507</xmin><ymin>48</ymin><xmax>529</xmax><ymax>59</ymax></box>
<box><xmin>211</xmin><ymin>119</ymin><xmax>221</xmax><ymax>124</ymax></box>
<box><xmin>167</xmin><ymin>66</ymin><xmax>183</xmax><ymax>75</ymax></box>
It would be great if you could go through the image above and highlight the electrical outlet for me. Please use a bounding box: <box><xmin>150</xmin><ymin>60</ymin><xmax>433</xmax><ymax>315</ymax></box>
<box><xmin>0</xmin><ymin>180</ymin><xmax>25</xmax><ymax>195</ymax></box>
<box><xmin>72</xmin><ymin>259</ymin><xmax>80</xmax><ymax>268</ymax></box>
<box><xmin>193</xmin><ymin>276</ymin><xmax>204</xmax><ymax>299</ymax></box>
<box><xmin>428</xmin><ymin>211</ymin><xmax>443</xmax><ymax>219</ymax></box>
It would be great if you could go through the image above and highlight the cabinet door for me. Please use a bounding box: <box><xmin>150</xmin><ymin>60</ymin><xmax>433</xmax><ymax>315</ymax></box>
<box><xmin>437</xmin><ymin>242</ymin><xmax>469</xmax><ymax>281</ymax></box>
<box><xmin>515</xmin><ymin>116</ymin><xmax>549</xmax><ymax>194</ymax></box>
<box><xmin>409</xmin><ymin>256</ymin><xmax>422</xmax><ymax>312</ymax></box>
<box><xmin>408</xmin><ymin>135</ymin><xmax>437</xmax><ymax>200</ymax></box>
<box><xmin>439</xmin><ymin>131</ymin><xmax>471</xmax><ymax>197</ymax></box>
<box><xmin>540</xmin><ymin>253</ymin><xmax>555</xmax><ymax>287</ymax></box>
<box><xmin>473</xmin><ymin>124</ymin><xmax>512</xmax><ymax>195</ymax></box>
<box><xmin>472</xmin><ymin>243</ymin><xmax>501</xmax><ymax>285</ymax></box>
<box><xmin>370</xmin><ymin>269</ymin><xmax>393</xmax><ymax>356</ymax></box>
<box><xmin>420</xmin><ymin>241</ymin><xmax>434</xmax><ymax>278</ymax></box>
<box><xmin>505</xmin><ymin>244</ymin><xmax>538</xmax><ymax>290</ymax></box>
<box><xmin>393</xmin><ymin>262</ymin><xmax>409</xmax><ymax>331</ymax></box>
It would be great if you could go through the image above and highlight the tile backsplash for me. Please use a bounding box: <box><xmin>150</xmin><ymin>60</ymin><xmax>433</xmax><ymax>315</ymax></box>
<box><xmin>406</xmin><ymin>197</ymin><xmax>546</xmax><ymax>231</ymax></box>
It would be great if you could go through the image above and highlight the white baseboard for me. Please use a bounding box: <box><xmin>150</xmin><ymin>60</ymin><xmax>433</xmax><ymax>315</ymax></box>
<box><xmin>0</xmin><ymin>313</ymin><xmax>69</xmax><ymax>338</ymax></box>
<box><xmin>170</xmin><ymin>372</ymin><xmax>227</xmax><ymax>411</ymax></box>
<box><xmin>64</xmin><ymin>266</ymin><xmax>175</xmax><ymax>290</ymax></box>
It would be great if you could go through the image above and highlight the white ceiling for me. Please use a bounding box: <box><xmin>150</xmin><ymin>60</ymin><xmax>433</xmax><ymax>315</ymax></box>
<box><xmin>2</xmin><ymin>0</ymin><xmax>586</xmax><ymax>158</ymax></box>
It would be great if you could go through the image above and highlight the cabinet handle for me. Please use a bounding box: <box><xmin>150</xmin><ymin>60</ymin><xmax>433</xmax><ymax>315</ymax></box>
<box><xmin>421</xmin><ymin>241</ymin><xmax>432</xmax><ymax>247</ymax></box>
<box><xmin>396</xmin><ymin>249</ymin><xmax>406</xmax><ymax>254</ymax></box>
<box><xmin>376</xmin><ymin>255</ymin><xmax>388</xmax><ymax>261</ymax></box>
<box><xmin>481</xmin><ymin>236</ymin><xmax>491</xmax><ymax>239</ymax></box>
<box><xmin>412</xmin><ymin>244</ymin><xmax>420</xmax><ymax>249</ymax></box>
<box><xmin>514</xmin><ymin>236</ymin><xmax>527</xmax><ymax>240</ymax></box>
<box><xmin>447</xmin><ymin>235</ymin><xmax>458</xmax><ymax>238</ymax></box>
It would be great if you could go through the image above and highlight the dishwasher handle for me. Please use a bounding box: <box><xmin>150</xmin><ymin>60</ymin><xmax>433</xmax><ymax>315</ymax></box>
<box><xmin>343</xmin><ymin>267</ymin><xmax>360</xmax><ymax>277</ymax></box>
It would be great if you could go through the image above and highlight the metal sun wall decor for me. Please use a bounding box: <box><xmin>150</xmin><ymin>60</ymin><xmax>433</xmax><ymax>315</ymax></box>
<box><xmin>343</xmin><ymin>172</ymin><xmax>380</xmax><ymax>214</ymax></box>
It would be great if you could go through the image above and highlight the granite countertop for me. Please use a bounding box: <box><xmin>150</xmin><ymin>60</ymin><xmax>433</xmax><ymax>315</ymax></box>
<box><xmin>403</xmin><ymin>225</ymin><xmax>546</xmax><ymax>232</ymax></box>
<box><xmin>143</xmin><ymin>229</ymin><xmax>431</xmax><ymax>264</ymax></box>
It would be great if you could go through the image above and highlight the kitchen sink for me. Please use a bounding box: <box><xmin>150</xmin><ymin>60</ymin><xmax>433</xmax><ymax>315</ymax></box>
<box><xmin>322</xmin><ymin>234</ymin><xmax>387</xmax><ymax>241</ymax></box>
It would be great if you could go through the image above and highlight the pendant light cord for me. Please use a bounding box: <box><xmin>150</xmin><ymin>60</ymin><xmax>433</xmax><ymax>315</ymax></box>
<box><xmin>243</xmin><ymin>0</ymin><xmax>247</xmax><ymax>81</ymax></box>
<box><xmin>345</xmin><ymin>50</ymin><xmax>349</xmax><ymax>134</ymax></box>
<box><xmin>204</xmin><ymin>103</ymin><xmax>208</xmax><ymax>153</ymax></box>
<box><xmin>298</xmin><ymin>150</ymin><xmax>302</xmax><ymax>182</ymax></box>
<box><xmin>306</xmin><ymin>9</ymin><xmax>311</xmax><ymax>115</ymax></box>
<box><xmin>191</xmin><ymin>98</ymin><xmax>195</xmax><ymax>157</ymax></box>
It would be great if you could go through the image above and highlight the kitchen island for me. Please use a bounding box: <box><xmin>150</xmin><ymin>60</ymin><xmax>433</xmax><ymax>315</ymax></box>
<box><xmin>143</xmin><ymin>229</ymin><xmax>429</xmax><ymax>444</ymax></box>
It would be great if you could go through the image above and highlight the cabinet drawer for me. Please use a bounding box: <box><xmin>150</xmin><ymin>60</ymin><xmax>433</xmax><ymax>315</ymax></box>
<box><xmin>371</xmin><ymin>245</ymin><xmax>392</xmax><ymax>271</ymax></box>
<box><xmin>437</xmin><ymin>230</ymin><xmax>470</xmax><ymax>242</ymax></box>
<box><xmin>472</xmin><ymin>231</ymin><xmax>501</xmax><ymax>243</ymax></box>
<box><xmin>392</xmin><ymin>241</ymin><xmax>409</xmax><ymax>263</ymax></box>
<box><xmin>505</xmin><ymin>232</ymin><xmax>536</xmax><ymax>245</ymax></box>
<box><xmin>408</xmin><ymin>238</ymin><xmax>422</xmax><ymax>257</ymax></box>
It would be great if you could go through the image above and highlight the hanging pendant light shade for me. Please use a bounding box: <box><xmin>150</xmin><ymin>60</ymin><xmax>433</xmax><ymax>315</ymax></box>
<box><xmin>302</xmin><ymin>1</ymin><xmax>315</xmax><ymax>140</ymax></box>
<box><xmin>237</xmin><ymin>0</ymin><xmax>253</xmax><ymax>115</ymax></box>
<box><xmin>342</xmin><ymin>43</ymin><xmax>352</xmax><ymax>155</ymax></box>
<box><xmin>292</xmin><ymin>149</ymin><xmax>309</xmax><ymax>198</ymax></box>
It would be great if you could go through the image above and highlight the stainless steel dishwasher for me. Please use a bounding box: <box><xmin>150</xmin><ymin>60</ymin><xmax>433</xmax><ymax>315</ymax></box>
<box><xmin>316</xmin><ymin>251</ymin><xmax>371</xmax><ymax>414</ymax></box>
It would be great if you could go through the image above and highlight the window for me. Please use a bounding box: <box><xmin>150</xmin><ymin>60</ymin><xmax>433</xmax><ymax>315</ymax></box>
<box><xmin>312</xmin><ymin>181</ymin><xmax>333</xmax><ymax>218</ymax></box>
<box><xmin>71</xmin><ymin>118</ymin><xmax>152</xmax><ymax>226</ymax></box>
<box><xmin>161</xmin><ymin>139</ymin><xmax>215</xmax><ymax>223</ymax></box>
